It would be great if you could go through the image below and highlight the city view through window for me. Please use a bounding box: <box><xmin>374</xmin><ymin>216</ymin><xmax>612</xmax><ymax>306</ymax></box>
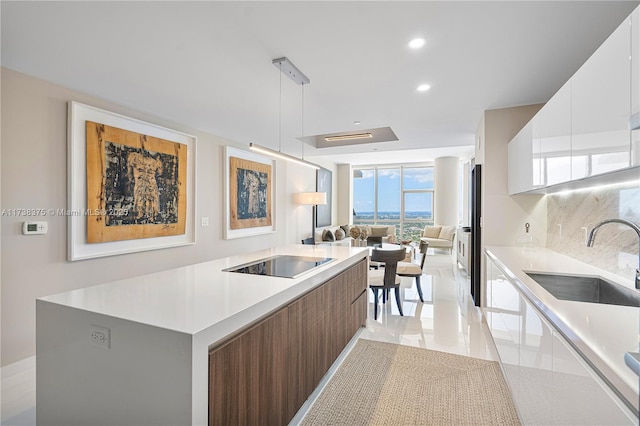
<box><xmin>353</xmin><ymin>166</ymin><xmax>434</xmax><ymax>242</ymax></box>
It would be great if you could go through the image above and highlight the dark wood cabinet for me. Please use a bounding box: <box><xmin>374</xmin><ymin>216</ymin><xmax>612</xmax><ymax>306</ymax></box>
<box><xmin>287</xmin><ymin>283</ymin><xmax>327</xmax><ymax>417</ymax></box>
<box><xmin>208</xmin><ymin>259</ymin><xmax>367</xmax><ymax>426</ymax></box>
<box><xmin>208</xmin><ymin>308</ymin><xmax>289</xmax><ymax>426</ymax></box>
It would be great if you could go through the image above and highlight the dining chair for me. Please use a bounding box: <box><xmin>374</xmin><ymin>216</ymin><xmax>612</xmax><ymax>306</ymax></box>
<box><xmin>396</xmin><ymin>244</ymin><xmax>428</xmax><ymax>302</ymax></box>
<box><xmin>369</xmin><ymin>247</ymin><xmax>407</xmax><ymax>320</ymax></box>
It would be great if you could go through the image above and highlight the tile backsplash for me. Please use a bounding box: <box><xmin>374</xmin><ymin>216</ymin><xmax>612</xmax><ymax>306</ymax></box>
<box><xmin>547</xmin><ymin>181</ymin><xmax>640</xmax><ymax>283</ymax></box>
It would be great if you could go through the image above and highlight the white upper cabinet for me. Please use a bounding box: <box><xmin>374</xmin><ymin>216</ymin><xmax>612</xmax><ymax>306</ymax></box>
<box><xmin>507</xmin><ymin>122</ymin><xmax>534</xmax><ymax>194</ymax></box>
<box><xmin>631</xmin><ymin>8</ymin><xmax>640</xmax><ymax>167</ymax></box>
<box><xmin>536</xmin><ymin>81</ymin><xmax>572</xmax><ymax>186</ymax></box>
<box><xmin>508</xmin><ymin>9</ymin><xmax>638</xmax><ymax>194</ymax></box>
<box><xmin>631</xmin><ymin>7</ymin><xmax>640</xmax><ymax>123</ymax></box>
<box><xmin>571</xmin><ymin>15</ymin><xmax>631</xmax><ymax>178</ymax></box>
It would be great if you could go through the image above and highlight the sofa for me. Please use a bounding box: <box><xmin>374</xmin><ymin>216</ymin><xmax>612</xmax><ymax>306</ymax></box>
<box><xmin>320</xmin><ymin>224</ymin><xmax>395</xmax><ymax>246</ymax></box>
<box><xmin>314</xmin><ymin>224</ymin><xmax>396</xmax><ymax>245</ymax></box>
<box><xmin>419</xmin><ymin>225</ymin><xmax>456</xmax><ymax>253</ymax></box>
<box><xmin>362</xmin><ymin>225</ymin><xmax>396</xmax><ymax>246</ymax></box>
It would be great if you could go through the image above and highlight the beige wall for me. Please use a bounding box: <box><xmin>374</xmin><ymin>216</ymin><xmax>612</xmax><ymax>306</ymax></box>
<box><xmin>0</xmin><ymin>69</ymin><xmax>328</xmax><ymax>365</ymax></box>
<box><xmin>481</xmin><ymin>104</ymin><xmax>547</xmax><ymax>249</ymax></box>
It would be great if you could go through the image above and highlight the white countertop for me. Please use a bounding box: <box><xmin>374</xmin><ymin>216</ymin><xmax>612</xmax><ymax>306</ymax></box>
<box><xmin>486</xmin><ymin>246</ymin><xmax>639</xmax><ymax>407</ymax></box>
<box><xmin>39</xmin><ymin>244</ymin><xmax>368</xmax><ymax>337</ymax></box>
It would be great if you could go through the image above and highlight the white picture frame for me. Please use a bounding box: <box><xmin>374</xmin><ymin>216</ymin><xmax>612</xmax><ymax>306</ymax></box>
<box><xmin>224</xmin><ymin>146</ymin><xmax>276</xmax><ymax>239</ymax></box>
<box><xmin>68</xmin><ymin>101</ymin><xmax>196</xmax><ymax>261</ymax></box>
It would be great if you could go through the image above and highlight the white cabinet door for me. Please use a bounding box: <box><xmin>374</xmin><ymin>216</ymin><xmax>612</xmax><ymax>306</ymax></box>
<box><xmin>507</xmin><ymin>122</ymin><xmax>534</xmax><ymax>194</ymax></box>
<box><xmin>631</xmin><ymin>6</ymin><xmax>640</xmax><ymax>124</ymax></box>
<box><xmin>507</xmin><ymin>138</ymin><xmax>521</xmax><ymax>195</ymax></box>
<box><xmin>537</xmin><ymin>81</ymin><xmax>573</xmax><ymax>185</ymax></box>
<box><xmin>572</xmin><ymin>16</ymin><xmax>631</xmax><ymax>178</ymax></box>
<box><xmin>491</xmin><ymin>280</ymin><xmax>521</xmax><ymax>368</ymax></box>
<box><xmin>485</xmin><ymin>259</ymin><xmax>519</xmax><ymax>367</ymax></box>
<box><xmin>486</xmin><ymin>259</ymin><xmax>521</xmax><ymax>397</ymax></box>
<box><xmin>631</xmin><ymin>7</ymin><xmax>640</xmax><ymax>167</ymax></box>
<box><xmin>552</xmin><ymin>331</ymin><xmax>636</xmax><ymax>425</ymax></box>
<box><xmin>515</xmin><ymin>297</ymin><xmax>554</xmax><ymax>425</ymax></box>
<box><xmin>531</xmin><ymin>115</ymin><xmax>544</xmax><ymax>188</ymax></box>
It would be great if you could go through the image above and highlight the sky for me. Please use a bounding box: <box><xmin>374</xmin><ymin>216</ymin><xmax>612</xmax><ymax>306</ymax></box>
<box><xmin>353</xmin><ymin>167</ymin><xmax>434</xmax><ymax>214</ymax></box>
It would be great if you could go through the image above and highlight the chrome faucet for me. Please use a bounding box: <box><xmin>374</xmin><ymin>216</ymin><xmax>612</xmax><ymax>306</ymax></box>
<box><xmin>587</xmin><ymin>219</ymin><xmax>640</xmax><ymax>290</ymax></box>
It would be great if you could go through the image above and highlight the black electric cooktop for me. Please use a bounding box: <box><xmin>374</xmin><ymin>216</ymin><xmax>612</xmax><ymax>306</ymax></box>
<box><xmin>223</xmin><ymin>255</ymin><xmax>335</xmax><ymax>278</ymax></box>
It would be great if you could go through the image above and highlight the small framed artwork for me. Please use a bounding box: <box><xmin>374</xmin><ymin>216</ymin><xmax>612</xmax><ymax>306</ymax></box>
<box><xmin>68</xmin><ymin>101</ymin><xmax>196</xmax><ymax>261</ymax></box>
<box><xmin>224</xmin><ymin>146</ymin><xmax>275</xmax><ymax>239</ymax></box>
<box><xmin>316</xmin><ymin>167</ymin><xmax>332</xmax><ymax>227</ymax></box>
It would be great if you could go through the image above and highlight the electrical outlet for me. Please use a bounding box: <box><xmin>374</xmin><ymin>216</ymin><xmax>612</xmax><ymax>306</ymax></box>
<box><xmin>90</xmin><ymin>324</ymin><xmax>110</xmax><ymax>349</ymax></box>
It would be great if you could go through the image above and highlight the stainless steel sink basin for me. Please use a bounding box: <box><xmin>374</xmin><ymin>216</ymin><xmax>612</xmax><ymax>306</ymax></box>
<box><xmin>525</xmin><ymin>272</ymin><xmax>640</xmax><ymax>308</ymax></box>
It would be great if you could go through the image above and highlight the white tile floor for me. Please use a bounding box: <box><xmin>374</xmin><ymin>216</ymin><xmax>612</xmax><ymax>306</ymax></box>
<box><xmin>360</xmin><ymin>249</ymin><xmax>497</xmax><ymax>362</ymax></box>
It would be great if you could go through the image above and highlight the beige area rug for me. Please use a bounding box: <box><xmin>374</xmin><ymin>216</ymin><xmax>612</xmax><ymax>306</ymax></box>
<box><xmin>301</xmin><ymin>339</ymin><xmax>520</xmax><ymax>426</ymax></box>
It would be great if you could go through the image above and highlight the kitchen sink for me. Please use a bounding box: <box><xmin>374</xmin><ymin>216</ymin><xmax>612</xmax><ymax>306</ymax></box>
<box><xmin>525</xmin><ymin>272</ymin><xmax>640</xmax><ymax>308</ymax></box>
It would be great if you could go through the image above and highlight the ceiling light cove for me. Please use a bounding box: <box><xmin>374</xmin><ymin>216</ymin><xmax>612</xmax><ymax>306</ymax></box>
<box><xmin>408</xmin><ymin>37</ymin><xmax>426</xmax><ymax>49</ymax></box>
<box><xmin>325</xmin><ymin>133</ymin><xmax>373</xmax><ymax>142</ymax></box>
<box><xmin>417</xmin><ymin>84</ymin><xmax>431</xmax><ymax>92</ymax></box>
<box><xmin>305</xmin><ymin>126</ymin><xmax>398</xmax><ymax>149</ymax></box>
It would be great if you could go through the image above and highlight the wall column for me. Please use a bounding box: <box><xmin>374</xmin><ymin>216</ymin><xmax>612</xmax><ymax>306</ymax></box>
<box><xmin>337</xmin><ymin>164</ymin><xmax>352</xmax><ymax>225</ymax></box>
<box><xmin>434</xmin><ymin>157</ymin><xmax>459</xmax><ymax>226</ymax></box>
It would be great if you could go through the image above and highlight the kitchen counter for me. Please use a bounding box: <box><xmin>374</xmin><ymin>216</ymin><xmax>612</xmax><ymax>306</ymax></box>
<box><xmin>485</xmin><ymin>246</ymin><xmax>639</xmax><ymax>411</ymax></box>
<box><xmin>36</xmin><ymin>244</ymin><xmax>368</xmax><ymax>425</ymax></box>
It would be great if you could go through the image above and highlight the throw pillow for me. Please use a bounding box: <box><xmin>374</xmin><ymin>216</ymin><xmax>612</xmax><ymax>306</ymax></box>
<box><xmin>322</xmin><ymin>229</ymin><xmax>335</xmax><ymax>242</ymax></box>
<box><xmin>423</xmin><ymin>225</ymin><xmax>442</xmax><ymax>238</ymax></box>
<box><xmin>334</xmin><ymin>228</ymin><xmax>345</xmax><ymax>240</ymax></box>
<box><xmin>340</xmin><ymin>224</ymin><xmax>350</xmax><ymax>236</ymax></box>
<box><xmin>439</xmin><ymin>225</ymin><xmax>456</xmax><ymax>241</ymax></box>
<box><xmin>349</xmin><ymin>226</ymin><xmax>361</xmax><ymax>239</ymax></box>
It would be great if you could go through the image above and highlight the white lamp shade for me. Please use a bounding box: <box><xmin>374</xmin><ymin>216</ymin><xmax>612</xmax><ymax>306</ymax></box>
<box><xmin>298</xmin><ymin>192</ymin><xmax>327</xmax><ymax>205</ymax></box>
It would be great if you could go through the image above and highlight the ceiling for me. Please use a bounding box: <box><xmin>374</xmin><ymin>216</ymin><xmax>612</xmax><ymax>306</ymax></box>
<box><xmin>2</xmin><ymin>1</ymin><xmax>639</xmax><ymax>165</ymax></box>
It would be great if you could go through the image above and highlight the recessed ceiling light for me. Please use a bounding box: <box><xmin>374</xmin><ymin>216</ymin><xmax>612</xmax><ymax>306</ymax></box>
<box><xmin>353</xmin><ymin>121</ymin><xmax>361</xmax><ymax>125</ymax></box>
<box><xmin>417</xmin><ymin>84</ymin><xmax>431</xmax><ymax>92</ymax></box>
<box><xmin>408</xmin><ymin>38</ymin><xmax>426</xmax><ymax>49</ymax></box>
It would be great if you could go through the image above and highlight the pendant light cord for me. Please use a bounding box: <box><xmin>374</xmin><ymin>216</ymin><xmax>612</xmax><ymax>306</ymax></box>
<box><xmin>278</xmin><ymin>62</ymin><xmax>282</xmax><ymax>153</ymax></box>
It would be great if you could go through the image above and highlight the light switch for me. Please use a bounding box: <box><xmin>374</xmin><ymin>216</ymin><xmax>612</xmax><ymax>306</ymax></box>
<box><xmin>201</xmin><ymin>217</ymin><xmax>209</xmax><ymax>227</ymax></box>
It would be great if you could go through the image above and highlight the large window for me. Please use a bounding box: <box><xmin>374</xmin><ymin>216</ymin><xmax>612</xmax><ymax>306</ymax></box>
<box><xmin>353</xmin><ymin>165</ymin><xmax>434</xmax><ymax>241</ymax></box>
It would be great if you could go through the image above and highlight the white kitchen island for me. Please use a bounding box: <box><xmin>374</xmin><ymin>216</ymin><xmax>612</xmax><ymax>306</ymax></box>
<box><xmin>36</xmin><ymin>244</ymin><xmax>368</xmax><ymax>426</ymax></box>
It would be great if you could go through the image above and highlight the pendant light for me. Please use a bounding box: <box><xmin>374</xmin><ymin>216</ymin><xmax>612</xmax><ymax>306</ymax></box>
<box><xmin>249</xmin><ymin>57</ymin><xmax>319</xmax><ymax>169</ymax></box>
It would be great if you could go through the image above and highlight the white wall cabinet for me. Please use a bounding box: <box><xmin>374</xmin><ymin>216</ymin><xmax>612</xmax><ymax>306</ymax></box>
<box><xmin>631</xmin><ymin>8</ymin><xmax>640</xmax><ymax>167</ymax></box>
<box><xmin>507</xmin><ymin>122</ymin><xmax>534</xmax><ymax>194</ymax></box>
<box><xmin>485</xmin><ymin>255</ymin><xmax>636</xmax><ymax>424</ymax></box>
<box><xmin>508</xmin><ymin>11</ymin><xmax>637</xmax><ymax>194</ymax></box>
<box><xmin>572</xmin><ymin>15</ymin><xmax>631</xmax><ymax>179</ymax></box>
<box><xmin>536</xmin><ymin>81</ymin><xmax>572</xmax><ymax>186</ymax></box>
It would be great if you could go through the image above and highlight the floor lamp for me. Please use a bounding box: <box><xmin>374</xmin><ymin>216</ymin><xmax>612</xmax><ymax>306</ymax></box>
<box><xmin>298</xmin><ymin>192</ymin><xmax>327</xmax><ymax>244</ymax></box>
